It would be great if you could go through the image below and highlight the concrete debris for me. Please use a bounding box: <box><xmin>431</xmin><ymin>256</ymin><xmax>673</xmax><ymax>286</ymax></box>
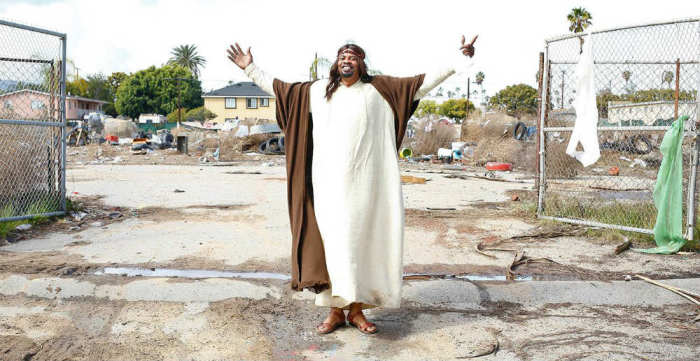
<box><xmin>174</xmin><ymin>189</ymin><xmax>186</xmax><ymax>193</ymax></box>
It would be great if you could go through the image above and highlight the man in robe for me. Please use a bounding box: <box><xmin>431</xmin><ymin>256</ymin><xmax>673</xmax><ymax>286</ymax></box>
<box><xmin>227</xmin><ymin>36</ymin><xmax>476</xmax><ymax>335</ymax></box>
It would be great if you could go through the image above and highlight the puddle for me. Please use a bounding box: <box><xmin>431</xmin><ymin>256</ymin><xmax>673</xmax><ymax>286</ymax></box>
<box><xmin>96</xmin><ymin>267</ymin><xmax>291</xmax><ymax>280</ymax></box>
<box><xmin>405</xmin><ymin>273</ymin><xmax>532</xmax><ymax>282</ymax></box>
<box><xmin>96</xmin><ymin>268</ymin><xmax>533</xmax><ymax>282</ymax></box>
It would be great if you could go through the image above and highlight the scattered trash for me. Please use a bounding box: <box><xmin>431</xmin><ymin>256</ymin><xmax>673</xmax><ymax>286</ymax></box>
<box><xmin>112</xmin><ymin>156</ymin><xmax>122</xmax><ymax>163</ymax></box>
<box><xmin>401</xmin><ymin>175</ymin><xmax>427</xmax><ymax>184</ymax></box>
<box><xmin>71</xmin><ymin>212</ymin><xmax>87</xmax><ymax>221</ymax></box>
<box><xmin>426</xmin><ymin>207</ymin><xmax>456</xmax><ymax>211</ymax></box>
<box><xmin>105</xmin><ymin>135</ymin><xmax>119</xmax><ymax>145</ymax></box>
<box><xmin>511</xmin><ymin>194</ymin><xmax>520</xmax><ymax>202</ymax></box>
<box><xmin>634</xmin><ymin>274</ymin><xmax>700</xmax><ymax>305</ymax></box>
<box><xmin>262</xmin><ymin>162</ymin><xmax>275</xmax><ymax>167</ymax></box>
<box><xmin>15</xmin><ymin>224</ymin><xmax>32</xmax><ymax>231</ymax></box>
<box><xmin>485</xmin><ymin>162</ymin><xmax>512</xmax><ymax>171</ymax></box>
<box><xmin>631</xmin><ymin>158</ymin><xmax>647</xmax><ymax>168</ymax></box>
<box><xmin>174</xmin><ymin>189</ymin><xmax>185</xmax><ymax>193</ymax></box>
<box><xmin>108</xmin><ymin>212</ymin><xmax>122</xmax><ymax>219</ymax></box>
<box><xmin>608</xmin><ymin>167</ymin><xmax>620</xmax><ymax>176</ymax></box>
<box><xmin>614</xmin><ymin>238</ymin><xmax>632</xmax><ymax>255</ymax></box>
<box><xmin>400</xmin><ymin>147</ymin><xmax>413</xmax><ymax>159</ymax></box>
<box><xmin>624</xmin><ymin>275</ymin><xmax>632</xmax><ymax>281</ymax></box>
<box><xmin>90</xmin><ymin>221</ymin><xmax>103</xmax><ymax>227</ymax></box>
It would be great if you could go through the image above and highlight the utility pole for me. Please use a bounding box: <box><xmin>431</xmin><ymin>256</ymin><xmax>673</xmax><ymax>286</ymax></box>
<box><xmin>164</xmin><ymin>77</ymin><xmax>197</xmax><ymax>129</ymax></box>
<box><xmin>466</xmin><ymin>77</ymin><xmax>470</xmax><ymax>121</ymax></box>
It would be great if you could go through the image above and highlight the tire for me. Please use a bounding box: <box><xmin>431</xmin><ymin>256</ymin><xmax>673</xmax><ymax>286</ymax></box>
<box><xmin>630</xmin><ymin>135</ymin><xmax>652</xmax><ymax>155</ymax></box>
<box><xmin>265</xmin><ymin>138</ymin><xmax>282</xmax><ymax>154</ymax></box>
<box><xmin>258</xmin><ymin>140</ymin><xmax>268</xmax><ymax>153</ymax></box>
<box><xmin>279</xmin><ymin>136</ymin><xmax>285</xmax><ymax>153</ymax></box>
<box><xmin>513</xmin><ymin>122</ymin><xmax>527</xmax><ymax>140</ymax></box>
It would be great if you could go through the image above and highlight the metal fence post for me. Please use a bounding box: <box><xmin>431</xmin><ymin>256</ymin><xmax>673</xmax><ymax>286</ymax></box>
<box><xmin>60</xmin><ymin>33</ymin><xmax>67</xmax><ymax>213</ymax></box>
<box><xmin>687</xmin><ymin>23</ymin><xmax>700</xmax><ymax>240</ymax></box>
<box><xmin>537</xmin><ymin>42</ymin><xmax>549</xmax><ymax>215</ymax></box>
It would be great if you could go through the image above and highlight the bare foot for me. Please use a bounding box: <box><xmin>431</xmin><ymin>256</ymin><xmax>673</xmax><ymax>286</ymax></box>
<box><xmin>317</xmin><ymin>308</ymin><xmax>345</xmax><ymax>334</ymax></box>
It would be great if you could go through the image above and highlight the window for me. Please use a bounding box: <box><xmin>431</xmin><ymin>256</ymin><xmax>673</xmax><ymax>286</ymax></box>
<box><xmin>247</xmin><ymin>98</ymin><xmax>257</xmax><ymax>109</ymax></box>
<box><xmin>31</xmin><ymin>100</ymin><xmax>45</xmax><ymax>110</ymax></box>
<box><xmin>260</xmin><ymin>98</ymin><xmax>269</xmax><ymax>107</ymax></box>
<box><xmin>225</xmin><ymin>97</ymin><xmax>236</xmax><ymax>108</ymax></box>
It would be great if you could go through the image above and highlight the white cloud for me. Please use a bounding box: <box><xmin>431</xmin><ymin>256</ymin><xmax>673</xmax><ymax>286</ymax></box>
<box><xmin>1</xmin><ymin>0</ymin><xmax>695</xmax><ymax>94</ymax></box>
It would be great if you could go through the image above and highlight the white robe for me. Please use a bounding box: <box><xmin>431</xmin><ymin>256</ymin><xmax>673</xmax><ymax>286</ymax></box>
<box><xmin>245</xmin><ymin>61</ymin><xmax>461</xmax><ymax>309</ymax></box>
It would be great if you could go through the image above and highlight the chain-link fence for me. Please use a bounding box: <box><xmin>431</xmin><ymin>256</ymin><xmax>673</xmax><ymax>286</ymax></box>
<box><xmin>537</xmin><ymin>18</ymin><xmax>700</xmax><ymax>239</ymax></box>
<box><xmin>0</xmin><ymin>20</ymin><xmax>66</xmax><ymax>222</ymax></box>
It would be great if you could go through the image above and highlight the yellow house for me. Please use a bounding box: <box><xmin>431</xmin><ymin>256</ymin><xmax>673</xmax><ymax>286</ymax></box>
<box><xmin>203</xmin><ymin>82</ymin><xmax>276</xmax><ymax>124</ymax></box>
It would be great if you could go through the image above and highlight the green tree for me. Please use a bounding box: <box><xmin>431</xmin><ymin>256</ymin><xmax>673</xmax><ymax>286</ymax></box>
<box><xmin>416</xmin><ymin>99</ymin><xmax>439</xmax><ymax>117</ymax></box>
<box><xmin>439</xmin><ymin>98</ymin><xmax>474</xmax><ymax>121</ymax></box>
<box><xmin>168</xmin><ymin>44</ymin><xmax>207</xmax><ymax>79</ymax></box>
<box><xmin>489</xmin><ymin>84</ymin><xmax>538</xmax><ymax>118</ymax></box>
<box><xmin>115</xmin><ymin>64</ymin><xmax>203</xmax><ymax>119</ymax></box>
<box><xmin>85</xmin><ymin>73</ymin><xmax>111</xmax><ymax>101</ymax></box>
<box><xmin>108</xmin><ymin>72</ymin><xmax>129</xmax><ymax>96</ymax></box>
<box><xmin>567</xmin><ymin>7</ymin><xmax>593</xmax><ymax>52</ymax></box>
<box><xmin>66</xmin><ymin>77</ymin><xmax>88</xmax><ymax>97</ymax></box>
<box><xmin>166</xmin><ymin>108</ymin><xmax>189</xmax><ymax>123</ymax></box>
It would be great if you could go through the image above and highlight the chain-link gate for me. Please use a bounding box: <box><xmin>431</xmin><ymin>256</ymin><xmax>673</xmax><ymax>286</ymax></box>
<box><xmin>537</xmin><ymin>18</ymin><xmax>700</xmax><ymax>239</ymax></box>
<box><xmin>0</xmin><ymin>20</ymin><xmax>66</xmax><ymax>222</ymax></box>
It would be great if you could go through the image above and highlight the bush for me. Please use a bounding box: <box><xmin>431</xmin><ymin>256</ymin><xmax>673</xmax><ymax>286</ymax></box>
<box><xmin>184</xmin><ymin>106</ymin><xmax>217</xmax><ymax>123</ymax></box>
<box><xmin>166</xmin><ymin>108</ymin><xmax>188</xmax><ymax>123</ymax></box>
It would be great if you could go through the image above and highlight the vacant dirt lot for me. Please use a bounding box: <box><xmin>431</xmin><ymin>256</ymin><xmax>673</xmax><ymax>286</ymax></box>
<box><xmin>1</xmin><ymin>157</ymin><xmax>698</xmax><ymax>361</ymax></box>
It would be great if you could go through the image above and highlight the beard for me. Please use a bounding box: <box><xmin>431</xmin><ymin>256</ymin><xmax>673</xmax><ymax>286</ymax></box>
<box><xmin>340</xmin><ymin>64</ymin><xmax>355</xmax><ymax>78</ymax></box>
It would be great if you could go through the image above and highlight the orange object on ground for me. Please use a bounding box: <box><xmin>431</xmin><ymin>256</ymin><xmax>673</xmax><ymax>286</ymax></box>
<box><xmin>609</xmin><ymin>167</ymin><xmax>620</xmax><ymax>176</ymax></box>
<box><xmin>485</xmin><ymin>162</ymin><xmax>512</xmax><ymax>171</ymax></box>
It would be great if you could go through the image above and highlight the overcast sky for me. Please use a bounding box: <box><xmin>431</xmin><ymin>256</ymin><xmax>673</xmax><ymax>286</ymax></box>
<box><xmin>1</xmin><ymin>0</ymin><xmax>696</xmax><ymax>95</ymax></box>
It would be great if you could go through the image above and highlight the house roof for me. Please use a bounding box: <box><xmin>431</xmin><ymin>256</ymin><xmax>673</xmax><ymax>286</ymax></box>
<box><xmin>203</xmin><ymin>82</ymin><xmax>273</xmax><ymax>98</ymax></box>
<box><xmin>0</xmin><ymin>89</ymin><xmax>109</xmax><ymax>104</ymax></box>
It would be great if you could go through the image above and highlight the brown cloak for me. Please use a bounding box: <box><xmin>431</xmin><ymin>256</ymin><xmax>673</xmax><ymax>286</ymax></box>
<box><xmin>273</xmin><ymin>74</ymin><xmax>425</xmax><ymax>292</ymax></box>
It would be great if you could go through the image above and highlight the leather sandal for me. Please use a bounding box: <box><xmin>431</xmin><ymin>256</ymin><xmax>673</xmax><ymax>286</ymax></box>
<box><xmin>347</xmin><ymin>313</ymin><xmax>378</xmax><ymax>335</ymax></box>
<box><xmin>316</xmin><ymin>314</ymin><xmax>346</xmax><ymax>335</ymax></box>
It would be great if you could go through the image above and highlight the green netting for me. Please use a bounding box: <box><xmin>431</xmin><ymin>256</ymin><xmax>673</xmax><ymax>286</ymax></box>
<box><xmin>637</xmin><ymin>116</ymin><xmax>689</xmax><ymax>254</ymax></box>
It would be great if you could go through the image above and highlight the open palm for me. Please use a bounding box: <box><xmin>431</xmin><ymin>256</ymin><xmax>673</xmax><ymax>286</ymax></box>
<box><xmin>227</xmin><ymin>43</ymin><xmax>253</xmax><ymax>70</ymax></box>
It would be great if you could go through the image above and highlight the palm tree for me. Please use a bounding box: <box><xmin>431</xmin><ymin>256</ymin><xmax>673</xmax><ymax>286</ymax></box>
<box><xmin>436</xmin><ymin>87</ymin><xmax>444</xmax><ymax>97</ymax></box>
<box><xmin>567</xmin><ymin>7</ymin><xmax>593</xmax><ymax>53</ymax></box>
<box><xmin>622</xmin><ymin>70</ymin><xmax>632</xmax><ymax>93</ymax></box>
<box><xmin>662</xmin><ymin>71</ymin><xmax>674</xmax><ymax>88</ymax></box>
<box><xmin>475</xmin><ymin>71</ymin><xmax>485</xmax><ymax>85</ymax></box>
<box><xmin>309</xmin><ymin>53</ymin><xmax>333</xmax><ymax>81</ymax></box>
<box><xmin>168</xmin><ymin>44</ymin><xmax>207</xmax><ymax>78</ymax></box>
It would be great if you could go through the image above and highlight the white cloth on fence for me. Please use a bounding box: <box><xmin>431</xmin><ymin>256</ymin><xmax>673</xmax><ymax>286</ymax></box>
<box><xmin>566</xmin><ymin>32</ymin><xmax>600</xmax><ymax>167</ymax></box>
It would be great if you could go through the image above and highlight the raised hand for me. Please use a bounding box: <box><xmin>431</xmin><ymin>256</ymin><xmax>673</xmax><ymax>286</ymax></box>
<box><xmin>227</xmin><ymin>43</ymin><xmax>253</xmax><ymax>70</ymax></box>
<box><xmin>460</xmin><ymin>35</ymin><xmax>478</xmax><ymax>58</ymax></box>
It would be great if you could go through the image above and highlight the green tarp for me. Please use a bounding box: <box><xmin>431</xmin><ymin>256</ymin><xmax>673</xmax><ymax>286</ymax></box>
<box><xmin>639</xmin><ymin>116</ymin><xmax>689</xmax><ymax>254</ymax></box>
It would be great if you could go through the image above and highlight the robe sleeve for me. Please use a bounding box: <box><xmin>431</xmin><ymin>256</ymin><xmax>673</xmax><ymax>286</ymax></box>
<box><xmin>243</xmin><ymin>63</ymin><xmax>275</xmax><ymax>97</ymax></box>
<box><xmin>371</xmin><ymin>75</ymin><xmax>425</xmax><ymax>150</ymax></box>
<box><xmin>413</xmin><ymin>55</ymin><xmax>475</xmax><ymax>100</ymax></box>
<box><xmin>272</xmin><ymin>78</ymin><xmax>330</xmax><ymax>293</ymax></box>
